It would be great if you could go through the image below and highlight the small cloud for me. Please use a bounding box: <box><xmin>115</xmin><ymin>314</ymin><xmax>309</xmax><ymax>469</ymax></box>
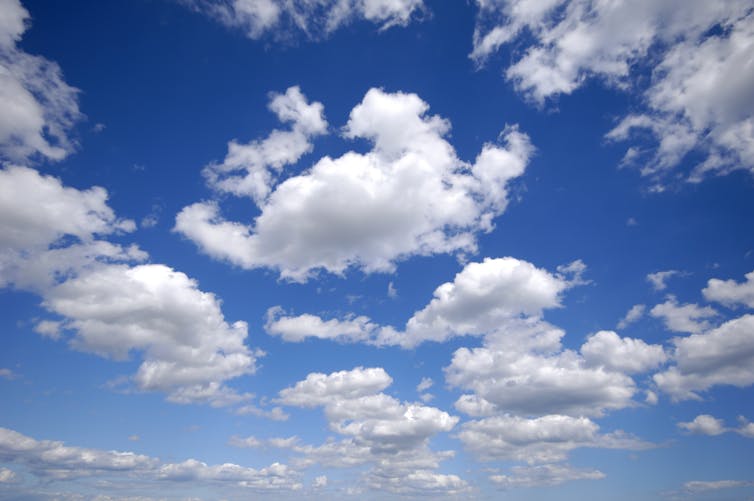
<box><xmin>420</xmin><ymin>393</ymin><xmax>435</xmax><ymax>403</ymax></box>
<box><xmin>417</xmin><ymin>377</ymin><xmax>433</xmax><ymax>392</ymax></box>
<box><xmin>646</xmin><ymin>270</ymin><xmax>688</xmax><ymax>291</ymax></box>
<box><xmin>34</xmin><ymin>320</ymin><xmax>62</xmax><ymax>339</ymax></box>
<box><xmin>387</xmin><ymin>281</ymin><xmax>397</xmax><ymax>299</ymax></box>
<box><xmin>92</xmin><ymin>123</ymin><xmax>106</xmax><ymax>133</ymax></box>
<box><xmin>0</xmin><ymin>368</ymin><xmax>16</xmax><ymax>380</ymax></box>
<box><xmin>313</xmin><ymin>475</ymin><xmax>328</xmax><ymax>488</ymax></box>
<box><xmin>617</xmin><ymin>304</ymin><xmax>645</xmax><ymax>329</ymax></box>
<box><xmin>626</xmin><ymin>217</ymin><xmax>638</xmax><ymax>226</ymax></box>
<box><xmin>128</xmin><ymin>434</ymin><xmax>140</xmax><ymax>442</ymax></box>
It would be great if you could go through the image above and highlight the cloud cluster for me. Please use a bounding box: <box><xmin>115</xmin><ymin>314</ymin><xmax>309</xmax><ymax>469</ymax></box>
<box><xmin>0</xmin><ymin>165</ymin><xmax>261</xmax><ymax>407</ymax></box>
<box><xmin>472</xmin><ymin>0</ymin><xmax>754</xmax><ymax>181</ymax></box>
<box><xmin>0</xmin><ymin>427</ymin><xmax>302</xmax><ymax>490</ymax></box>
<box><xmin>252</xmin><ymin>366</ymin><xmax>467</xmax><ymax>494</ymax></box>
<box><xmin>0</xmin><ymin>0</ymin><xmax>80</xmax><ymax>162</ymax></box>
<box><xmin>186</xmin><ymin>0</ymin><xmax>425</xmax><ymax>40</ymax></box>
<box><xmin>176</xmin><ymin>89</ymin><xmax>533</xmax><ymax>281</ymax></box>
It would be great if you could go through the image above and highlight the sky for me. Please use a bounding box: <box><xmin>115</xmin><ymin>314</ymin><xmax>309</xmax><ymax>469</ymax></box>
<box><xmin>0</xmin><ymin>0</ymin><xmax>754</xmax><ymax>499</ymax></box>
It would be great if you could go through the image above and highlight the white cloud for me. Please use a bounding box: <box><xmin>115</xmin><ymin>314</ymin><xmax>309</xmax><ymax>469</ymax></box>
<box><xmin>490</xmin><ymin>463</ymin><xmax>605</xmax><ymax>488</ymax></box>
<box><xmin>650</xmin><ymin>295</ymin><xmax>717</xmax><ymax>333</ymax></box>
<box><xmin>266</xmin><ymin>256</ymin><xmax>569</xmax><ymax>347</ymax></box>
<box><xmin>683</xmin><ymin>480</ymin><xmax>754</xmax><ymax>493</ymax></box>
<box><xmin>703</xmin><ymin>269</ymin><xmax>754</xmax><ymax>309</ymax></box>
<box><xmin>472</xmin><ymin>1</ymin><xmax>754</xmax><ymax>181</ymax></box>
<box><xmin>0</xmin><ymin>467</ymin><xmax>15</xmax><ymax>483</ymax></box>
<box><xmin>417</xmin><ymin>377</ymin><xmax>433</xmax><ymax>392</ymax></box>
<box><xmin>617</xmin><ymin>304</ymin><xmax>645</xmax><ymax>329</ymax></box>
<box><xmin>0</xmin><ymin>367</ymin><xmax>15</xmax><ymax>379</ymax></box>
<box><xmin>736</xmin><ymin>416</ymin><xmax>754</xmax><ymax>438</ymax></box>
<box><xmin>0</xmin><ymin>166</ymin><xmax>263</xmax><ymax>408</ymax></box>
<box><xmin>277</xmin><ymin>366</ymin><xmax>392</xmax><ymax>407</ymax></box>
<box><xmin>0</xmin><ymin>0</ymin><xmax>81</xmax><ymax>162</ymax></box>
<box><xmin>187</xmin><ymin>0</ymin><xmax>425</xmax><ymax>40</ymax></box>
<box><xmin>678</xmin><ymin>414</ymin><xmax>727</xmax><ymax>436</ymax></box>
<box><xmin>459</xmin><ymin>414</ymin><xmax>651</xmax><ymax>464</ymax></box>
<box><xmin>176</xmin><ymin>89</ymin><xmax>533</xmax><ymax>281</ymax></box>
<box><xmin>654</xmin><ymin>314</ymin><xmax>754</xmax><ymax>399</ymax></box>
<box><xmin>581</xmin><ymin>330</ymin><xmax>666</xmax><ymax>374</ymax></box>
<box><xmin>646</xmin><ymin>270</ymin><xmax>683</xmax><ymax>291</ymax></box>
<box><xmin>0</xmin><ymin>426</ymin><xmax>302</xmax><ymax>490</ymax></box>
<box><xmin>446</xmin><ymin>319</ymin><xmax>637</xmax><ymax>417</ymax></box>
<box><xmin>274</xmin><ymin>366</ymin><xmax>464</xmax><ymax>494</ymax></box>
<box><xmin>203</xmin><ymin>86</ymin><xmax>327</xmax><ymax>204</ymax></box>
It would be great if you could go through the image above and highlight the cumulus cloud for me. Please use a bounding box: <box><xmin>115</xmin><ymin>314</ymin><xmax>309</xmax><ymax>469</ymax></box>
<box><xmin>647</xmin><ymin>270</ymin><xmax>684</xmax><ymax>291</ymax></box>
<box><xmin>274</xmin><ymin>366</ymin><xmax>465</xmax><ymax>494</ymax></box>
<box><xmin>446</xmin><ymin>319</ymin><xmax>638</xmax><ymax>417</ymax></box>
<box><xmin>490</xmin><ymin>463</ymin><xmax>605</xmax><ymax>488</ymax></box>
<box><xmin>678</xmin><ymin>414</ymin><xmax>727</xmax><ymax>436</ymax></box>
<box><xmin>176</xmin><ymin>89</ymin><xmax>533</xmax><ymax>281</ymax></box>
<box><xmin>0</xmin><ymin>166</ymin><xmax>263</xmax><ymax>408</ymax></box>
<box><xmin>472</xmin><ymin>1</ymin><xmax>754</xmax><ymax>181</ymax></box>
<box><xmin>617</xmin><ymin>304</ymin><xmax>646</xmax><ymax>329</ymax></box>
<box><xmin>203</xmin><ymin>86</ymin><xmax>328</xmax><ymax>204</ymax></box>
<box><xmin>650</xmin><ymin>295</ymin><xmax>717</xmax><ymax>333</ymax></box>
<box><xmin>703</xmin><ymin>269</ymin><xmax>754</xmax><ymax>309</ymax></box>
<box><xmin>0</xmin><ymin>426</ymin><xmax>302</xmax><ymax>490</ymax></box>
<box><xmin>654</xmin><ymin>314</ymin><xmax>754</xmax><ymax>400</ymax></box>
<box><xmin>459</xmin><ymin>414</ymin><xmax>651</xmax><ymax>464</ymax></box>
<box><xmin>0</xmin><ymin>0</ymin><xmax>81</xmax><ymax>162</ymax></box>
<box><xmin>186</xmin><ymin>0</ymin><xmax>425</xmax><ymax>40</ymax></box>
<box><xmin>581</xmin><ymin>330</ymin><xmax>666</xmax><ymax>374</ymax></box>
<box><xmin>267</xmin><ymin>256</ymin><xmax>569</xmax><ymax>347</ymax></box>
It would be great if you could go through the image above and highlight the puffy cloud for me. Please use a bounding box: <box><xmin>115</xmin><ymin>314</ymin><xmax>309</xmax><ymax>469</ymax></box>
<box><xmin>646</xmin><ymin>270</ymin><xmax>684</xmax><ymax>291</ymax></box>
<box><xmin>0</xmin><ymin>467</ymin><xmax>15</xmax><ymax>483</ymax></box>
<box><xmin>617</xmin><ymin>304</ymin><xmax>646</xmax><ymax>329</ymax></box>
<box><xmin>678</xmin><ymin>414</ymin><xmax>727</xmax><ymax>436</ymax></box>
<box><xmin>187</xmin><ymin>0</ymin><xmax>425</xmax><ymax>40</ymax></box>
<box><xmin>459</xmin><ymin>414</ymin><xmax>650</xmax><ymax>464</ymax></box>
<box><xmin>490</xmin><ymin>463</ymin><xmax>605</xmax><ymax>488</ymax></box>
<box><xmin>650</xmin><ymin>295</ymin><xmax>718</xmax><ymax>334</ymax></box>
<box><xmin>736</xmin><ymin>416</ymin><xmax>754</xmax><ymax>438</ymax></box>
<box><xmin>581</xmin><ymin>330</ymin><xmax>666</xmax><ymax>374</ymax></box>
<box><xmin>278</xmin><ymin>367</ymin><xmax>392</xmax><ymax>407</ymax></box>
<box><xmin>654</xmin><ymin>314</ymin><xmax>754</xmax><ymax>399</ymax></box>
<box><xmin>416</xmin><ymin>377</ymin><xmax>433</xmax><ymax>392</ymax></box>
<box><xmin>176</xmin><ymin>89</ymin><xmax>533</xmax><ymax>281</ymax></box>
<box><xmin>703</xmin><ymin>269</ymin><xmax>754</xmax><ymax>309</ymax></box>
<box><xmin>0</xmin><ymin>166</ymin><xmax>262</xmax><ymax>408</ymax></box>
<box><xmin>0</xmin><ymin>427</ymin><xmax>302</xmax><ymax>490</ymax></box>
<box><xmin>275</xmin><ymin>366</ymin><xmax>464</xmax><ymax>494</ymax></box>
<box><xmin>446</xmin><ymin>319</ymin><xmax>637</xmax><ymax>417</ymax></box>
<box><xmin>0</xmin><ymin>0</ymin><xmax>81</xmax><ymax>162</ymax></box>
<box><xmin>266</xmin><ymin>257</ymin><xmax>569</xmax><ymax>347</ymax></box>
<box><xmin>43</xmin><ymin>263</ymin><xmax>259</xmax><ymax>406</ymax></box>
<box><xmin>203</xmin><ymin>86</ymin><xmax>327</xmax><ymax>204</ymax></box>
<box><xmin>472</xmin><ymin>1</ymin><xmax>754</xmax><ymax>181</ymax></box>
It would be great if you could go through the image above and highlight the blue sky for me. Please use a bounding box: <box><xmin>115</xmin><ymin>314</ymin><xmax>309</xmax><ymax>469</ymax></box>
<box><xmin>1</xmin><ymin>0</ymin><xmax>754</xmax><ymax>499</ymax></box>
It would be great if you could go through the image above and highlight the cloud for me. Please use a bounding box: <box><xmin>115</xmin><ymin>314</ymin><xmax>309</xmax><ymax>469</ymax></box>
<box><xmin>678</xmin><ymin>414</ymin><xmax>727</xmax><ymax>436</ymax></box>
<box><xmin>0</xmin><ymin>166</ymin><xmax>263</xmax><ymax>408</ymax></box>
<box><xmin>0</xmin><ymin>467</ymin><xmax>15</xmax><ymax>483</ymax></box>
<box><xmin>617</xmin><ymin>304</ymin><xmax>646</xmax><ymax>329</ymax></box>
<box><xmin>274</xmin><ymin>366</ymin><xmax>465</xmax><ymax>494</ymax></box>
<box><xmin>490</xmin><ymin>463</ymin><xmax>605</xmax><ymax>488</ymax></box>
<box><xmin>186</xmin><ymin>0</ymin><xmax>425</xmax><ymax>40</ymax></box>
<box><xmin>202</xmin><ymin>86</ymin><xmax>328</xmax><ymax>204</ymax></box>
<box><xmin>176</xmin><ymin>89</ymin><xmax>533</xmax><ymax>281</ymax></box>
<box><xmin>416</xmin><ymin>377</ymin><xmax>433</xmax><ymax>392</ymax></box>
<box><xmin>0</xmin><ymin>426</ymin><xmax>302</xmax><ymax>490</ymax></box>
<box><xmin>0</xmin><ymin>0</ymin><xmax>81</xmax><ymax>162</ymax></box>
<box><xmin>459</xmin><ymin>414</ymin><xmax>651</xmax><ymax>464</ymax></box>
<box><xmin>647</xmin><ymin>270</ymin><xmax>683</xmax><ymax>291</ymax></box>
<box><xmin>581</xmin><ymin>330</ymin><xmax>667</xmax><ymax>374</ymax></box>
<box><xmin>650</xmin><ymin>295</ymin><xmax>717</xmax><ymax>333</ymax></box>
<box><xmin>266</xmin><ymin>256</ymin><xmax>569</xmax><ymax>347</ymax></box>
<box><xmin>446</xmin><ymin>318</ymin><xmax>638</xmax><ymax>417</ymax></box>
<box><xmin>703</xmin><ymin>269</ymin><xmax>754</xmax><ymax>309</ymax></box>
<box><xmin>683</xmin><ymin>480</ymin><xmax>754</xmax><ymax>493</ymax></box>
<box><xmin>654</xmin><ymin>314</ymin><xmax>754</xmax><ymax>399</ymax></box>
<box><xmin>472</xmin><ymin>1</ymin><xmax>754</xmax><ymax>182</ymax></box>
